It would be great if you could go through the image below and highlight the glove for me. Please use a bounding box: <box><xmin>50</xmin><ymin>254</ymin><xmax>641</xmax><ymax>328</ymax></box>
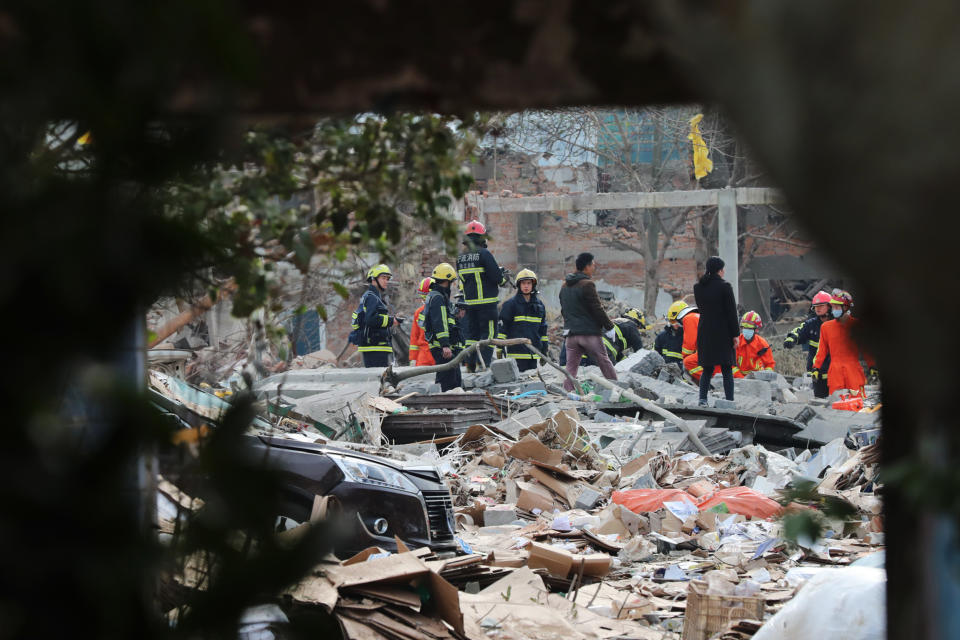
<box><xmin>783</xmin><ymin>337</ymin><xmax>795</xmax><ymax>349</ymax></box>
<box><xmin>869</xmin><ymin>366</ymin><xmax>879</xmax><ymax>380</ymax></box>
<box><xmin>604</xmin><ymin>327</ymin><xmax>617</xmax><ymax>340</ymax></box>
<box><xmin>811</xmin><ymin>368</ymin><xmax>821</xmax><ymax>381</ymax></box>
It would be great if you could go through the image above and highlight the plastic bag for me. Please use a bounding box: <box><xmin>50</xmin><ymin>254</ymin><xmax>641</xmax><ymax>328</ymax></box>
<box><xmin>611</xmin><ymin>489</ymin><xmax>697</xmax><ymax>513</ymax></box>
<box><xmin>697</xmin><ymin>487</ymin><xmax>782</xmax><ymax>519</ymax></box>
<box><xmin>753</xmin><ymin>567</ymin><xmax>884</xmax><ymax>640</ymax></box>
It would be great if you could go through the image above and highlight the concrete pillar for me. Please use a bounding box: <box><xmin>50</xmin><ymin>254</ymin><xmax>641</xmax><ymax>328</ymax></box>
<box><xmin>718</xmin><ymin>189</ymin><xmax>738</xmax><ymax>303</ymax></box>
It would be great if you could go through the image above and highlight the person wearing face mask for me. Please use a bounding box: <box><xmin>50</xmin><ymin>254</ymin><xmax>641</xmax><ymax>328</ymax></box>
<box><xmin>734</xmin><ymin>311</ymin><xmax>776</xmax><ymax>375</ymax></box>
<box><xmin>784</xmin><ymin>290</ymin><xmax>832</xmax><ymax>398</ymax></box>
<box><xmin>813</xmin><ymin>292</ymin><xmax>876</xmax><ymax>396</ymax></box>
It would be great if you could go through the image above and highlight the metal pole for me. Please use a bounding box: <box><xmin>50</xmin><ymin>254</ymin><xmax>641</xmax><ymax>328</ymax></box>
<box><xmin>718</xmin><ymin>189</ymin><xmax>738</xmax><ymax>304</ymax></box>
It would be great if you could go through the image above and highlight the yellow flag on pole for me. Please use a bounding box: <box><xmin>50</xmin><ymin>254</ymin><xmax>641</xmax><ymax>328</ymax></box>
<box><xmin>688</xmin><ymin>114</ymin><xmax>713</xmax><ymax>180</ymax></box>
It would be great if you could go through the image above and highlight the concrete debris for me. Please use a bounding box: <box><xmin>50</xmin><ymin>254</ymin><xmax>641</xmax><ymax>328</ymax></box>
<box><xmin>150</xmin><ymin>341</ymin><xmax>885</xmax><ymax>640</ymax></box>
<box><xmin>614</xmin><ymin>349</ymin><xmax>666</xmax><ymax>376</ymax></box>
<box><xmin>489</xmin><ymin>358</ymin><xmax>521</xmax><ymax>383</ymax></box>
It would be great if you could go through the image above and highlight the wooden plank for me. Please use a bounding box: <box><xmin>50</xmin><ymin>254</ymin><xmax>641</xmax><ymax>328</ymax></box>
<box><xmin>480</xmin><ymin>187</ymin><xmax>783</xmax><ymax>213</ymax></box>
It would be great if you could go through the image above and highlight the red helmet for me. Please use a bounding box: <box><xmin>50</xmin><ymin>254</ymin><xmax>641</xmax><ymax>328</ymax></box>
<box><xmin>740</xmin><ymin>310</ymin><xmax>763</xmax><ymax>329</ymax></box>
<box><xmin>839</xmin><ymin>290</ymin><xmax>854</xmax><ymax>307</ymax></box>
<box><xmin>465</xmin><ymin>219</ymin><xmax>486</xmax><ymax>235</ymax></box>
<box><xmin>417</xmin><ymin>277</ymin><xmax>433</xmax><ymax>296</ymax></box>
<box><xmin>811</xmin><ymin>290</ymin><xmax>832</xmax><ymax>306</ymax></box>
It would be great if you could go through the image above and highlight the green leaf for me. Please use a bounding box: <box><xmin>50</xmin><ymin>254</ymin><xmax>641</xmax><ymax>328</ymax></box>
<box><xmin>315</xmin><ymin>304</ymin><xmax>328</xmax><ymax>322</ymax></box>
<box><xmin>330</xmin><ymin>282</ymin><xmax>350</xmax><ymax>300</ymax></box>
<box><xmin>782</xmin><ymin>512</ymin><xmax>823</xmax><ymax>543</ymax></box>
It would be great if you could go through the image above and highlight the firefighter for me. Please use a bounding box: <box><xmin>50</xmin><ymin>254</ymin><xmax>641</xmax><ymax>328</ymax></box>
<box><xmin>456</xmin><ymin>220</ymin><xmax>507</xmax><ymax>371</ymax></box>
<box><xmin>813</xmin><ymin>293</ymin><xmax>876</xmax><ymax>396</ymax></box>
<box><xmin>784</xmin><ymin>290</ymin><xmax>832</xmax><ymax>397</ymax></box>
<box><xmin>422</xmin><ymin>263</ymin><xmax>463</xmax><ymax>391</ymax></box>
<box><xmin>408</xmin><ymin>277</ymin><xmax>435</xmax><ymax>366</ymax></box>
<box><xmin>654</xmin><ymin>312</ymin><xmax>685</xmax><ymax>365</ymax></box>
<box><xmin>603</xmin><ymin>308</ymin><xmax>649</xmax><ymax>363</ymax></box>
<box><xmin>734</xmin><ymin>311</ymin><xmax>775</xmax><ymax>375</ymax></box>
<box><xmin>350</xmin><ymin>264</ymin><xmax>401</xmax><ymax>367</ymax></box>
<box><xmin>667</xmin><ymin>301</ymin><xmax>706</xmax><ymax>381</ymax></box>
<box><xmin>496</xmin><ymin>269</ymin><xmax>548</xmax><ymax>371</ymax></box>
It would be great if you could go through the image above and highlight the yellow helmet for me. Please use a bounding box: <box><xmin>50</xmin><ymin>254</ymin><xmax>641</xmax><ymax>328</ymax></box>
<box><xmin>515</xmin><ymin>268</ymin><xmax>538</xmax><ymax>286</ymax></box>
<box><xmin>624</xmin><ymin>308</ymin><xmax>649</xmax><ymax>329</ymax></box>
<box><xmin>366</xmin><ymin>264</ymin><xmax>393</xmax><ymax>281</ymax></box>
<box><xmin>666</xmin><ymin>300</ymin><xmax>688</xmax><ymax>321</ymax></box>
<box><xmin>431</xmin><ymin>262</ymin><xmax>457</xmax><ymax>281</ymax></box>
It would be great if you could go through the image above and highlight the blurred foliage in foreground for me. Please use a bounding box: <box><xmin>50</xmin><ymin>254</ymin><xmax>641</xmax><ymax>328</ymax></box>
<box><xmin>0</xmin><ymin>3</ymin><xmax>482</xmax><ymax>637</ymax></box>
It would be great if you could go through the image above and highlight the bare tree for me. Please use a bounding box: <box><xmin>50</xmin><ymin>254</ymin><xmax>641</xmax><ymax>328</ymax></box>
<box><xmin>491</xmin><ymin>107</ymin><xmax>749</xmax><ymax>316</ymax></box>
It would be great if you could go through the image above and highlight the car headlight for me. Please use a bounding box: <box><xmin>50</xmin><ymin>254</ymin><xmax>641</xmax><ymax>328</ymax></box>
<box><xmin>328</xmin><ymin>455</ymin><xmax>419</xmax><ymax>494</ymax></box>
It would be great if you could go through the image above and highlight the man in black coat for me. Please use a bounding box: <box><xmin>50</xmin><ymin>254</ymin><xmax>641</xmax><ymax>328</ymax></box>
<box><xmin>692</xmin><ymin>256</ymin><xmax>740</xmax><ymax>405</ymax></box>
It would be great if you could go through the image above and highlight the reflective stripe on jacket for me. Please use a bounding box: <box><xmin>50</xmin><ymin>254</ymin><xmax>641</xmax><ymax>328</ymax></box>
<box><xmin>655</xmin><ymin>326</ymin><xmax>684</xmax><ymax>363</ymax></box>
<box><xmin>735</xmin><ymin>334</ymin><xmax>776</xmax><ymax>373</ymax></box>
<box><xmin>497</xmin><ymin>292</ymin><xmax>548</xmax><ymax>360</ymax></box>
<box><xmin>357</xmin><ymin>285</ymin><xmax>393</xmax><ymax>352</ymax></box>
<box><xmin>456</xmin><ymin>239</ymin><xmax>504</xmax><ymax>306</ymax></box>
<box><xmin>423</xmin><ymin>285</ymin><xmax>454</xmax><ymax>348</ymax></box>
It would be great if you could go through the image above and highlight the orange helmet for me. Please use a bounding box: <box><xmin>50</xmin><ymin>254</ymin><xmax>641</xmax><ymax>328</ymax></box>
<box><xmin>740</xmin><ymin>310</ymin><xmax>763</xmax><ymax>329</ymax></box>
<box><xmin>417</xmin><ymin>277</ymin><xmax>433</xmax><ymax>296</ymax></box>
<box><xmin>465</xmin><ymin>219</ymin><xmax>486</xmax><ymax>235</ymax></box>
<box><xmin>811</xmin><ymin>290</ymin><xmax>832</xmax><ymax>306</ymax></box>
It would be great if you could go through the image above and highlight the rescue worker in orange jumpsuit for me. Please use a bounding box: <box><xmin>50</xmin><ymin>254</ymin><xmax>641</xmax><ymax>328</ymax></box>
<box><xmin>667</xmin><ymin>301</ymin><xmax>707</xmax><ymax>382</ymax></box>
<box><xmin>408</xmin><ymin>277</ymin><xmax>436</xmax><ymax>366</ymax></box>
<box><xmin>813</xmin><ymin>293</ymin><xmax>876</xmax><ymax>396</ymax></box>
<box><xmin>733</xmin><ymin>311</ymin><xmax>775</xmax><ymax>375</ymax></box>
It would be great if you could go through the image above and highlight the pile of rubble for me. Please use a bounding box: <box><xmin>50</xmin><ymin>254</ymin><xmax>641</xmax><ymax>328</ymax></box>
<box><xmin>151</xmin><ymin>340</ymin><xmax>885</xmax><ymax>639</ymax></box>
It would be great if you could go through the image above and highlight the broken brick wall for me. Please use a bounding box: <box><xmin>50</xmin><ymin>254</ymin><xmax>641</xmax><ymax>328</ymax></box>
<box><xmin>467</xmin><ymin>152</ymin><xmax>809</xmax><ymax>312</ymax></box>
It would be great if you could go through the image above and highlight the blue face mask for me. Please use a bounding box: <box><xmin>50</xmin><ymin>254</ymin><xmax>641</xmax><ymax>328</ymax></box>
<box><xmin>831</xmin><ymin>308</ymin><xmax>843</xmax><ymax>318</ymax></box>
<box><xmin>742</xmin><ymin>328</ymin><xmax>755</xmax><ymax>341</ymax></box>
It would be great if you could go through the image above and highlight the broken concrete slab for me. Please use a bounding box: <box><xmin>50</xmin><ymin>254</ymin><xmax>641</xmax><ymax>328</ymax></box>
<box><xmin>614</xmin><ymin>349</ymin><xmax>665</xmax><ymax>376</ymax></box>
<box><xmin>489</xmin><ymin>358</ymin><xmax>520</xmax><ymax>383</ymax></box>
<box><xmin>483</xmin><ymin>504</ymin><xmax>519</xmax><ymax>526</ymax></box>
<box><xmin>712</xmin><ymin>377</ymin><xmax>772</xmax><ymax>402</ymax></box>
<box><xmin>574</xmin><ymin>487</ymin><xmax>603</xmax><ymax>510</ymax></box>
<box><xmin>622</xmin><ymin>373</ymin><xmax>699</xmax><ymax>405</ymax></box>
<box><xmin>794</xmin><ymin>417</ymin><xmax>850</xmax><ymax>445</ymax></box>
<box><xmin>775</xmin><ymin>403</ymin><xmax>818</xmax><ymax>424</ymax></box>
<box><xmin>748</xmin><ymin>370</ymin><xmax>791</xmax><ymax>389</ymax></box>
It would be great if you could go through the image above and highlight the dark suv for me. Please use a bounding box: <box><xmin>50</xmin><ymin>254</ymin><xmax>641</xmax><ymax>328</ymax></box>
<box><xmin>151</xmin><ymin>384</ymin><xmax>457</xmax><ymax>557</ymax></box>
<box><xmin>249</xmin><ymin>435</ymin><xmax>456</xmax><ymax>555</ymax></box>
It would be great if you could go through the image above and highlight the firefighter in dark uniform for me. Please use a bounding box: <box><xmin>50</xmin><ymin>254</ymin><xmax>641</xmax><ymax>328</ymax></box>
<box><xmin>602</xmin><ymin>308</ymin><xmax>649</xmax><ymax>363</ymax></box>
<box><xmin>784</xmin><ymin>290</ymin><xmax>832</xmax><ymax>398</ymax></box>
<box><xmin>496</xmin><ymin>269</ymin><xmax>548</xmax><ymax>372</ymax></box>
<box><xmin>654</xmin><ymin>313</ymin><xmax>685</xmax><ymax>365</ymax></box>
<box><xmin>351</xmin><ymin>264</ymin><xmax>401</xmax><ymax>367</ymax></box>
<box><xmin>456</xmin><ymin>219</ymin><xmax>507</xmax><ymax>371</ymax></box>
<box><xmin>422</xmin><ymin>263</ymin><xmax>463</xmax><ymax>391</ymax></box>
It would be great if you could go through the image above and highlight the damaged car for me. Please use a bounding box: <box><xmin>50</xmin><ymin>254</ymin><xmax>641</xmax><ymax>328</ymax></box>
<box><xmin>149</xmin><ymin>373</ymin><xmax>457</xmax><ymax>557</ymax></box>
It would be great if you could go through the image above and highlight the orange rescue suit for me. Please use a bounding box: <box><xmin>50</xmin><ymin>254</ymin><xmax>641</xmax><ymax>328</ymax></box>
<box><xmin>681</xmin><ymin>312</ymin><xmax>713</xmax><ymax>381</ymax></box>
<box><xmin>408</xmin><ymin>304</ymin><xmax>435</xmax><ymax>366</ymax></box>
<box><xmin>734</xmin><ymin>334</ymin><xmax>776</xmax><ymax>375</ymax></box>
<box><xmin>813</xmin><ymin>315</ymin><xmax>873</xmax><ymax>395</ymax></box>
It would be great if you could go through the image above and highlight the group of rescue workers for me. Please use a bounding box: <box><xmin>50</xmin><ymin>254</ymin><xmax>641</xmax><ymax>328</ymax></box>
<box><xmin>349</xmin><ymin>220</ymin><xmax>876</xmax><ymax>398</ymax></box>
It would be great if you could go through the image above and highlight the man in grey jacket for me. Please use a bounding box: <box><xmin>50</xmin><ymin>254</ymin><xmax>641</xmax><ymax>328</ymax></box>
<box><xmin>559</xmin><ymin>252</ymin><xmax>619</xmax><ymax>391</ymax></box>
